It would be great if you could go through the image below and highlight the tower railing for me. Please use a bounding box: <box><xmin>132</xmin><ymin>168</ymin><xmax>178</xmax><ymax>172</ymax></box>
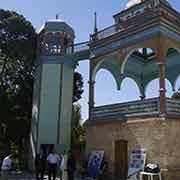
<box><xmin>66</xmin><ymin>41</ymin><xmax>89</xmax><ymax>54</ymax></box>
<box><xmin>39</xmin><ymin>41</ymin><xmax>89</xmax><ymax>56</ymax></box>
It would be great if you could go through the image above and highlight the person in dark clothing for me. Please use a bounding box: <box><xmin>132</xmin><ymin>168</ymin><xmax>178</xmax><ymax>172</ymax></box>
<box><xmin>67</xmin><ymin>151</ymin><xmax>76</xmax><ymax>180</ymax></box>
<box><xmin>47</xmin><ymin>149</ymin><xmax>61</xmax><ymax>180</ymax></box>
<box><xmin>35</xmin><ymin>154</ymin><xmax>46</xmax><ymax>180</ymax></box>
<box><xmin>35</xmin><ymin>154</ymin><xmax>41</xmax><ymax>180</ymax></box>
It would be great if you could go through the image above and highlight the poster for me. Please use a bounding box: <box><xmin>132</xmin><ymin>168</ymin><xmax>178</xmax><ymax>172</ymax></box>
<box><xmin>87</xmin><ymin>150</ymin><xmax>104</xmax><ymax>178</ymax></box>
<box><xmin>128</xmin><ymin>148</ymin><xmax>146</xmax><ymax>180</ymax></box>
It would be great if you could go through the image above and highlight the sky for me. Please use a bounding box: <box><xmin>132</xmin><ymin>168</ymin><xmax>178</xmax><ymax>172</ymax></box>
<box><xmin>1</xmin><ymin>0</ymin><xmax>180</xmax><ymax>120</ymax></box>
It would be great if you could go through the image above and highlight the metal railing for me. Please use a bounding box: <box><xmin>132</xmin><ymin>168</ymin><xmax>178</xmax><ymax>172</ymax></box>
<box><xmin>39</xmin><ymin>41</ymin><xmax>89</xmax><ymax>56</ymax></box>
<box><xmin>90</xmin><ymin>5</ymin><xmax>180</xmax><ymax>42</ymax></box>
<box><xmin>91</xmin><ymin>98</ymin><xmax>159</xmax><ymax>120</ymax></box>
<box><xmin>66</xmin><ymin>41</ymin><xmax>89</xmax><ymax>54</ymax></box>
<box><xmin>166</xmin><ymin>98</ymin><xmax>180</xmax><ymax>115</ymax></box>
<box><xmin>91</xmin><ymin>98</ymin><xmax>180</xmax><ymax>120</ymax></box>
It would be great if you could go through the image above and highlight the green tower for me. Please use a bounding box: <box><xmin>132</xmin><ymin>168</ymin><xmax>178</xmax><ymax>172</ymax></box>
<box><xmin>30</xmin><ymin>19</ymin><xmax>76</xmax><ymax>157</ymax></box>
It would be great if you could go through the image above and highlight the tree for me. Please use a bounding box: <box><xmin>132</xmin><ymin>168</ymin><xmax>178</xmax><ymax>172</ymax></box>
<box><xmin>0</xmin><ymin>9</ymin><xmax>84</xmax><ymax>166</ymax></box>
<box><xmin>0</xmin><ymin>9</ymin><xmax>37</xmax><ymax>160</ymax></box>
<box><xmin>71</xmin><ymin>104</ymin><xmax>85</xmax><ymax>150</ymax></box>
<box><xmin>73</xmin><ymin>72</ymin><xmax>84</xmax><ymax>103</ymax></box>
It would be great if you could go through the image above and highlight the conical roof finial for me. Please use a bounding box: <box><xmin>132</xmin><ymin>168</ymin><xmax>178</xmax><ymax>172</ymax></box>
<box><xmin>56</xmin><ymin>14</ymin><xmax>59</xmax><ymax>19</ymax></box>
<box><xmin>94</xmin><ymin>12</ymin><xmax>98</xmax><ymax>33</ymax></box>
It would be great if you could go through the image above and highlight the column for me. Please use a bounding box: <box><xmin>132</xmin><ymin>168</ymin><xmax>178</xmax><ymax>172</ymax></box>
<box><xmin>88</xmin><ymin>62</ymin><xmax>95</xmax><ymax>120</ymax></box>
<box><xmin>156</xmin><ymin>45</ymin><xmax>166</xmax><ymax>114</ymax></box>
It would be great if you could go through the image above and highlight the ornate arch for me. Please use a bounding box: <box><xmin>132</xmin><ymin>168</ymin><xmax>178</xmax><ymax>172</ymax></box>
<box><xmin>145</xmin><ymin>78</ymin><xmax>173</xmax><ymax>97</ymax></box>
<box><xmin>92</xmin><ymin>54</ymin><xmax>122</xmax><ymax>90</ymax></box>
<box><xmin>165</xmin><ymin>47</ymin><xmax>180</xmax><ymax>90</ymax></box>
<box><xmin>120</xmin><ymin>46</ymin><xmax>156</xmax><ymax>97</ymax></box>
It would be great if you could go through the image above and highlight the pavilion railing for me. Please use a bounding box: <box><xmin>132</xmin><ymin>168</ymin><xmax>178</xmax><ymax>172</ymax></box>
<box><xmin>90</xmin><ymin>4</ymin><xmax>180</xmax><ymax>42</ymax></box>
<box><xmin>91</xmin><ymin>98</ymin><xmax>159</xmax><ymax>120</ymax></box>
<box><xmin>91</xmin><ymin>98</ymin><xmax>180</xmax><ymax>120</ymax></box>
<box><xmin>166</xmin><ymin>98</ymin><xmax>180</xmax><ymax>115</ymax></box>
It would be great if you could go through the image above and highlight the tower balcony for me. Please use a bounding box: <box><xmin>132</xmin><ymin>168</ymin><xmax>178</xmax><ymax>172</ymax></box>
<box><xmin>91</xmin><ymin>98</ymin><xmax>180</xmax><ymax>121</ymax></box>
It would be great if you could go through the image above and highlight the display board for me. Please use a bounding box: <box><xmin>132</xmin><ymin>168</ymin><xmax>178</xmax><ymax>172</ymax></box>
<box><xmin>128</xmin><ymin>148</ymin><xmax>146</xmax><ymax>180</ymax></box>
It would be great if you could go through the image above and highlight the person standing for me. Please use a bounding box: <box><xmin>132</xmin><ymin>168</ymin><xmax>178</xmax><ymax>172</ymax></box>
<box><xmin>1</xmin><ymin>154</ymin><xmax>13</xmax><ymax>180</ymax></box>
<box><xmin>67</xmin><ymin>151</ymin><xmax>76</xmax><ymax>180</ymax></box>
<box><xmin>60</xmin><ymin>151</ymin><xmax>68</xmax><ymax>180</ymax></box>
<box><xmin>35</xmin><ymin>153</ymin><xmax>46</xmax><ymax>180</ymax></box>
<box><xmin>47</xmin><ymin>150</ymin><xmax>61</xmax><ymax>180</ymax></box>
<box><xmin>35</xmin><ymin>154</ymin><xmax>41</xmax><ymax>180</ymax></box>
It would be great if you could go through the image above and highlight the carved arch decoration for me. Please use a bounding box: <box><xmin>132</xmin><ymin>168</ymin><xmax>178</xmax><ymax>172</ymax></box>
<box><xmin>91</xmin><ymin>53</ymin><xmax>123</xmax><ymax>90</ymax></box>
<box><xmin>120</xmin><ymin>46</ymin><xmax>158</xmax><ymax>97</ymax></box>
<box><xmin>90</xmin><ymin>36</ymin><xmax>180</xmax><ymax>97</ymax></box>
<box><xmin>118</xmin><ymin>35</ymin><xmax>180</xmax><ymax>98</ymax></box>
<box><xmin>165</xmin><ymin>47</ymin><xmax>180</xmax><ymax>90</ymax></box>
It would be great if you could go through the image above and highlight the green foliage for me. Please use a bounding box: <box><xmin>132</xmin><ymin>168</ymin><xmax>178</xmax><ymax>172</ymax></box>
<box><xmin>0</xmin><ymin>9</ymin><xmax>37</xmax><ymax>166</ymax></box>
<box><xmin>0</xmin><ymin>9</ymin><xmax>84</xmax><ymax>169</ymax></box>
<box><xmin>73</xmin><ymin>72</ymin><xmax>84</xmax><ymax>103</ymax></box>
<box><xmin>71</xmin><ymin>104</ymin><xmax>86</xmax><ymax>150</ymax></box>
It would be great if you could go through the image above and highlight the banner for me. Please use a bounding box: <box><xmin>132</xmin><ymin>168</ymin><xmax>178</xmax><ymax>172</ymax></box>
<box><xmin>87</xmin><ymin>150</ymin><xmax>104</xmax><ymax>178</ymax></box>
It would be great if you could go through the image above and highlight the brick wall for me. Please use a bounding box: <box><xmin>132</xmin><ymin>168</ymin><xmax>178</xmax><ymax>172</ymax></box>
<box><xmin>86</xmin><ymin>117</ymin><xmax>180</xmax><ymax>180</ymax></box>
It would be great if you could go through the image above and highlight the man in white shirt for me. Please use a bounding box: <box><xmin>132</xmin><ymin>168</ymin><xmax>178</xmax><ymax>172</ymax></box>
<box><xmin>1</xmin><ymin>154</ymin><xmax>13</xmax><ymax>180</ymax></box>
<box><xmin>47</xmin><ymin>150</ymin><xmax>61</xmax><ymax>180</ymax></box>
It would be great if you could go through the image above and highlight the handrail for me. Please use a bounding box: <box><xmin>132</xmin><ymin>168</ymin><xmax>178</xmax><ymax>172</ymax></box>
<box><xmin>92</xmin><ymin>98</ymin><xmax>159</xmax><ymax>119</ymax></box>
<box><xmin>90</xmin><ymin>5</ymin><xmax>180</xmax><ymax>42</ymax></box>
<box><xmin>91</xmin><ymin>98</ymin><xmax>180</xmax><ymax>120</ymax></box>
<box><xmin>66</xmin><ymin>41</ymin><xmax>89</xmax><ymax>54</ymax></box>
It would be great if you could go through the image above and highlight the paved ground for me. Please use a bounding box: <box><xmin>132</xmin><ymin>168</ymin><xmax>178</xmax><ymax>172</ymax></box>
<box><xmin>1</xmin><ymin>171</ymin><xmax>90</xmax><ymax>180</ymax></box>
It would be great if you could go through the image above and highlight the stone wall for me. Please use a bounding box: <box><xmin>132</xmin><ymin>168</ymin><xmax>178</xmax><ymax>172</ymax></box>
<box><xmin>86</xmin><ymin>116</ymin><xmax>180</xmax><ymax>180</ymax></box>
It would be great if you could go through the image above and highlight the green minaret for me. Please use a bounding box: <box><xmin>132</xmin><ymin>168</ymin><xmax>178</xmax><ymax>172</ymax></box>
<box><xmin>30</xmin><ymin>19</ymin><xmax>76</xmax><ymax>159</ymax></box>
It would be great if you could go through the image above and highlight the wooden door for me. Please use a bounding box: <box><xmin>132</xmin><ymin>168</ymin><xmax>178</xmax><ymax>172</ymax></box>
<box><xmin>115</xmin><ymin>140</ymin><xmax>128</xmax><ymax>180</ymax></box>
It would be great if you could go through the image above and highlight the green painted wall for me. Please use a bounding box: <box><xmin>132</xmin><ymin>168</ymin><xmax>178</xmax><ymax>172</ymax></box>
<box><xmin>38</xmin><ymin>64</ymin><xmax>61</xmax><ymax>146</ymax></box>
<box><xmin>59</xmin><ymin>64</ymin><xmax>74</xmax><ymax>149</ymax></box>
<box><xmin>32</xmin><ymin>62</ymin><xmax>74</xmax><ymax>153</ymax></box>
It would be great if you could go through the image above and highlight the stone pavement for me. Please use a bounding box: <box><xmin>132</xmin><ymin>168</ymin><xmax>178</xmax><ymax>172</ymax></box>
<box><xmin>0</xmin><ymin>172</ymin><xmax>85</xmax><ymax>180</ymax></box>
<box><xmin>0</xmin><ymin>171</ymin><xmax>89</xmax><ymax>180</ymax></box>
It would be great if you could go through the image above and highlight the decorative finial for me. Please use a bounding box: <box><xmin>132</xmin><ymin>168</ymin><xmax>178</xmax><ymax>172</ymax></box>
<box><xmin>94</xmin><ymin>12</ymin><xmax>98</xmax><ymax>33</ymax></box>
<box><xmin>56</xmin><ymin>14</ymin><xmax>59</xmax><ymax>19</ymax></box>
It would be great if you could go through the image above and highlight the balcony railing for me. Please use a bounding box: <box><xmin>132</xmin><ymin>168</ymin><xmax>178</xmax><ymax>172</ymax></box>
<box><xmin>66</xmin><ymin>41</ymin><xmax>89</xmax><ymax>54</ymax></box>
<box><xmin>39</xmin><ymin>41</ymin><xmax>89</xmax><ymax>56</ymax></box>
<box><xmin>90</xmin><ymin>4</ymin><xmax>180</xmax><ymax>42</ymax></box>
<box><xmin>166</xmin><ymin>98</ymin><xmax>180</xmax><ymax>115</ymax></box>
<box><xmin>91</xmin><ymin>98</ymin><xmax>180</xmax><ymax>120</ymax></box>
<box><xmin>91</xmin><ymin>98</ymin><xmax>159</xmax><ymax>120</ymax></box>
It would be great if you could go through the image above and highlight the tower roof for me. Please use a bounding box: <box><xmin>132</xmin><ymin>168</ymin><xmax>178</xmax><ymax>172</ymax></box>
<box><xmin>38</xmin><ymin>19</ymin><xmax>75</xmax><ymax>38</ymax></box>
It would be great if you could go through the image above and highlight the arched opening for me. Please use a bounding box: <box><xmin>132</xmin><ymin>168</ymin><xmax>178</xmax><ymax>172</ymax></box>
<box><xmin>119</xmin><ymin>77</ymin><xmax>140</xmax><ymax>102</ymax></box>
<box><xmin>94</xmin><ymin>69</ymin><xmax>121</xmax><ymax>106</ymax></box>
<box><xmin>92</xmin><ymin>54</ymin><xmax>121</xmax><ymax>90</ymax></box>
<box><xmin>174</xmin><ymin>74</ymin><xmax>180</xmax><ymax>91</ymax></box>
<box><xmin>145</xmin><ymin>78</ymin><xmax>173</xmax><ymax>98</ymax></box>
<box><xmin>166</xmin><ymin>47</ymin><xmax>180</xmax><ymax>91</ymax></box>
<box><xmin>121</xmin><ymin>47</ymin><xmax>155</xmax><ymax>74</ymax></box>
<box><xmin>95</xmin><ymin>71</ymin><xmax>141</xmax><ymax>106</ymax></box>
<box><xmin>121</xmin><ymin>47</ymin><xmax>156</xmax><ymax>98</ymax></box>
